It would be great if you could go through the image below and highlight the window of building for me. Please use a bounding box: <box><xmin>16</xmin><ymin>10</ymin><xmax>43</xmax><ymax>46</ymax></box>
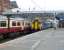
<box><xmin>0</xmin><ymin>21</ymin><xmax>6</xmax><ymax>27</ymax></box>
<box><xmin>12</xmin><ymin>21</ymin><xmax>16</xmax><ymax>26</ymax></box>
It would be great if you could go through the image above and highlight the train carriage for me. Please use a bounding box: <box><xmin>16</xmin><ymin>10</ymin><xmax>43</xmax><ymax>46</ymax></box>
<box><xmin>9</xmin><ymin>18</ymin><xmax>24</xmax><ymax>33</ymax></box>
<box><xmin>0</xmin><ymin>15</ymin><xmax>31</xmax><ymax>39</ymax></box>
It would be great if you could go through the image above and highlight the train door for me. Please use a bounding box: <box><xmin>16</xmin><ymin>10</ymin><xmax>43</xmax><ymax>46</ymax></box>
<box><xmin>21</xmin><ymin>20</ymin><xmax>24</xmax><ymax>31</ymax></box>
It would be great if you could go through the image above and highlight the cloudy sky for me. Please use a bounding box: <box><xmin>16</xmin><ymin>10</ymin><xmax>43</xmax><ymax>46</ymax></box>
<box><xmin>11</xmin><ymin>0</ymin><xmax>64</xmax><ymax>11</ymax></box>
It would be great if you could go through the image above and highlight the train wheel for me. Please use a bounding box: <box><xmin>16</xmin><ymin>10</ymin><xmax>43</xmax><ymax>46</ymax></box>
<box><xmin>8</xmin><ymin>33</ymin><xmax>16</xmax><ymax>38</ymax></box>
<box><xmin>15</xmin><ymin>32</ymin><xmax>20</xmax><ymax>36</ymax></box>
<box><xmin>3</xmin><ymin>35</ymin><xmax>7</xmax><ymax>39</ymax></box>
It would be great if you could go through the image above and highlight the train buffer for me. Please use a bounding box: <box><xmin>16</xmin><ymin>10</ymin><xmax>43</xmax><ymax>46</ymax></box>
<box><xmin>0</xmin><ymin>28</ymin><xmax>64</xmax><ymax>50</ymax></box>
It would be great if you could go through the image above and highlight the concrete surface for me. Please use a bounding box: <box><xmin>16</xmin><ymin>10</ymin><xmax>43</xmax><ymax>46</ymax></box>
<box><xmin>0</xmin><ymin>28</ymin><xmax>64</xmax><ymax>50</ymax></box>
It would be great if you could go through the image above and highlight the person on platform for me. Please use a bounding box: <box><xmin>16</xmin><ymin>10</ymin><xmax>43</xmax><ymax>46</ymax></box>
<box><xmin>53</xmin><ymin>18</ymin><xmax>59</xmax><ymax>30</ymax></box>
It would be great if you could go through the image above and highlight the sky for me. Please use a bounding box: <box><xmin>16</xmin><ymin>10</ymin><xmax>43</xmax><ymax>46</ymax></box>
<box><xmin>11</xmin><ymin>0</ymin><xmax>64</xmax><ymax>11</ymax></box>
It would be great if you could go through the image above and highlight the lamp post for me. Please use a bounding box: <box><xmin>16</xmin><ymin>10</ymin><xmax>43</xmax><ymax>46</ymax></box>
<box><xmin>5</xmin><ymin>14</ymin><xmax>11</xmax><ymax>29</ymax></box>
<box><xmin>3</xmin><ymin>10</ymin><xmax>12</xmax><ymax>29</ymax></box>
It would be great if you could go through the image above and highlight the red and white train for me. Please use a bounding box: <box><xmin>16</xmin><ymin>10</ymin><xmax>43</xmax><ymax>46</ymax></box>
<box><xmin>0</xmin><ymin>15</ymin><xmax>31</xmax><ymax>38</ymax></box>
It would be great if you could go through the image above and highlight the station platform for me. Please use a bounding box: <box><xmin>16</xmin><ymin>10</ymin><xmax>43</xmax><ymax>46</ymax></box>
<box><xmin>0</xmin><ymin>28</ymin><xmax>64</xmax><ymax>50</ymax></box>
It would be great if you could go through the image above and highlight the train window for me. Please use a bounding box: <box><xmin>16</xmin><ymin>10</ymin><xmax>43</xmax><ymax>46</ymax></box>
<box><xmin>0</xmin><ymin>21</ymin><xmax>6</xmax><ymax>27</ymax></box>
<box><xmin>17</xmin><ymin>22</ymin><xmax>20</xmax><ymax>26</ymax></box>
<box><xmin>12</xmin><ymin>21</ymin><xmax>16</xmax><ymax>26</ymax></box>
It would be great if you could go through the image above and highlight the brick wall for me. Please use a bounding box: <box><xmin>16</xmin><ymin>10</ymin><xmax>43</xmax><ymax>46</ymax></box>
<box><xmin>0</xmin><ymin>0</ymin><xmax>10</xmax><ymax>14</ymax></box>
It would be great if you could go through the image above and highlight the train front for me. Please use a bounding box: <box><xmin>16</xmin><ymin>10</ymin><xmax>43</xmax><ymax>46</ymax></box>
<box><xmin>31</xmin><ymin>17</ymin><xmax>42</xmax><ymax>32</ymax></box>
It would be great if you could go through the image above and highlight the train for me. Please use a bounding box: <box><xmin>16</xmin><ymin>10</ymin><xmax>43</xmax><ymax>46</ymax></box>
<box><xmin>0</xmin><ymin>15</ymin><xmax>31</xmax><ymax>39</ymax></box>
<box><xmin>31</xmin><ymin>17</ymin><xmax>52</xmax><ymax>31</ymax></box>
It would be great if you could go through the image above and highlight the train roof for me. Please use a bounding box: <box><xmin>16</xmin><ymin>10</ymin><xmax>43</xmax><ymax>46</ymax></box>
<box><xmin>10</xmin><ymin>17</ymin><xmax>24</xmax><ymax>20</ymax></box>
<box><xmin>0</xmin><ymin>15</ymin><xmax>25</xmax><ymax>21</ymax></box>
<box><xmin>0</xmin><ymin>15</ymin><xmax>30</xmax><ymax>22</ymax></box>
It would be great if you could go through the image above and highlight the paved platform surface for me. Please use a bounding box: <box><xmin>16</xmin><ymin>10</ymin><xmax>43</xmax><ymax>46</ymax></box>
<box><xmin>0</xmin><ymin>28</ymin><xmax>64</xmax><ymax>50</ymax></box>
